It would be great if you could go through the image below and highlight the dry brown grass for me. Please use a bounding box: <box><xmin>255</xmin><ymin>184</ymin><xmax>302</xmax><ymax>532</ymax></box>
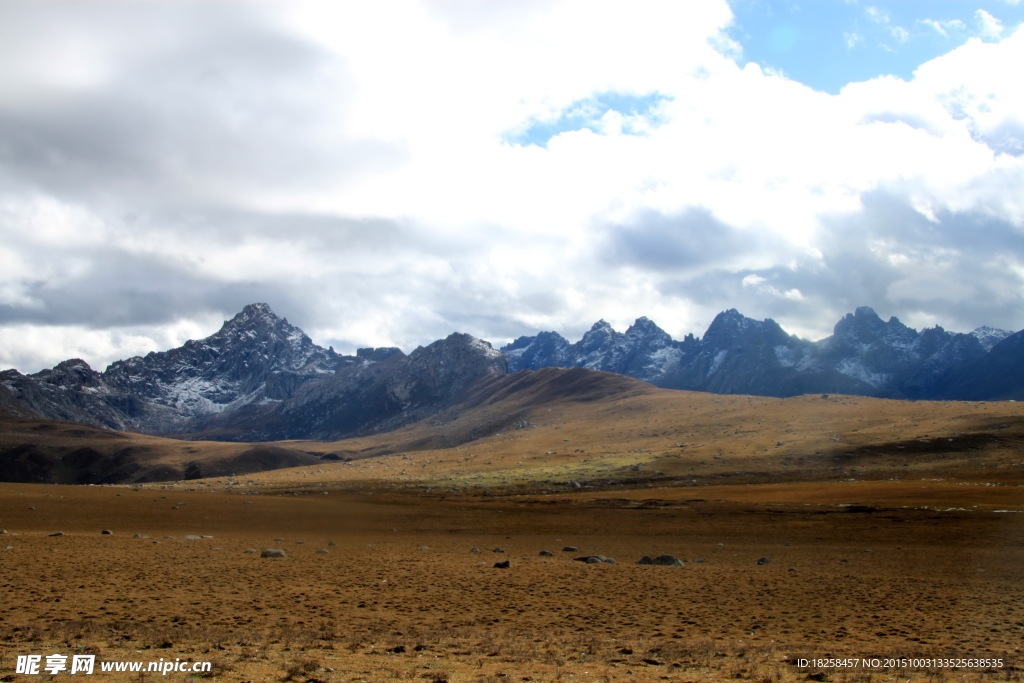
<box><xmin>2</xmin><ymin>385</ymin><xmax>1024</xmax><ymax>680</ymax></box>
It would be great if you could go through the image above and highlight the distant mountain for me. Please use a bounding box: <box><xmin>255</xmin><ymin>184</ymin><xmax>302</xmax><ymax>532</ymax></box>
<box><xmin>936</xmin><ymin>329</ymin><xmax>1024</xmax><ymax>400</ymax></box>
<box><xmin>0</xmin><ymin>303</ymin><xmax>501</xmax><ymax>440</ymax></box>
<box><xmin>211</xmin><ymin>331</ymin><xmax>508</xmax><ymax>441</ymax></box>
<box><xmin>503</xmin><ymin>306</ymin><xmax>1013</xmax><ymax>400</ymax></box>
<box><xmin>1</xmin><ymin>303</ymin><xmax>1019</xmax><ymax>445</ymax></box>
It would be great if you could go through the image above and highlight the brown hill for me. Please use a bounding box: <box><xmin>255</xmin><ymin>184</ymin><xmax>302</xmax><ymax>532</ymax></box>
<box><xmin>4</xmin><ymin>366</ymin><xmax>1024</xmax><ymax>491</ymax></box>
<box><xmin>0</xmin><ymin>417</ymin><xmax>323</xmax><ymax>484</ymax></box>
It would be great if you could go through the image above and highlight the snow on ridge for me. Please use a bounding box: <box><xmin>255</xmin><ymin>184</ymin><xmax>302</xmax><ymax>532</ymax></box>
<box><xmin>836</xmin><ymin>358</ymin><xmax>888</xmax><ymax>387</ymax></box>
<box><xmin>644</xmin><ymin>346</ymin><xmax>682</xmax><ymax>377</ymax></box>
<box><xmin>708</xmin><ymin>349</ymin><xmax>728</xmax><ymax>375</ymax></box>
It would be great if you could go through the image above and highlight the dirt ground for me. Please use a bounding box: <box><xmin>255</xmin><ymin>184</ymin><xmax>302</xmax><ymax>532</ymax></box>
<box><xmin>1</xmin><ymin>480</ymin><xmax>1022</xmax><ymax>682</ymax></box>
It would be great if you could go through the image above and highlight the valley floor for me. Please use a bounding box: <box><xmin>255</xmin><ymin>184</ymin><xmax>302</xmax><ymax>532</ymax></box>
<box><xmin>1</xmin><ymin>480</ymin><xmax>1022</xmax><ymax>682</ymax></box>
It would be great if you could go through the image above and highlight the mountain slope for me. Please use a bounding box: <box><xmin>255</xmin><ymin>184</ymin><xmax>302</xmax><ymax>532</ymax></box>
<box><xmin>504</xmin><ymin>306</ymin><xmax>1005</xmax><ymax>400</ymax></box>
<box><xmin>2</xmin><ymin>303</ymin><xmax>1020</xmax><ymax>446</ymax></box>
<box><xmin>215</xmin><ymin>332</ymin><xmax>509</xmax><ymax>441</ymax></box>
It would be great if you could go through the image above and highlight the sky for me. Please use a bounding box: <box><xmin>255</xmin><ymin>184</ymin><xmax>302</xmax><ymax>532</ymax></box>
<box><xmin>1</xmin><ymin>0</ymin><xmax>1023</xmax><ymax>374</ymax></box>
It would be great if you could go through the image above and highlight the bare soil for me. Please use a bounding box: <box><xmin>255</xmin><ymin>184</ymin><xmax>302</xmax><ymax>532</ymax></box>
<box><xmin>2</xmin><ymin>384</ymin><xmax>1024</xmax><ymax>681</ymax></box>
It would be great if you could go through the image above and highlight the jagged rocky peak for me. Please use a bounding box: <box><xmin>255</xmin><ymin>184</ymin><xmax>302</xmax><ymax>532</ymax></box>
<box><xmin>577</xmin><ymin>319</ymin><xmax>623</xmax><ymax>354</ymax></box>
<box><xmin>703</xmin><ymin>309</ymin><xmax>788</xmax><ymax>347</ymax></box>
<box><xmin>972</xmin><ymin>326</ymin><xmax>1011</xmax><ymax>352</ymax></box>
<box><xmin>625</xmin><ymin>316</ymin><xmax>668</xmax><ymax>337</ymax></box>
<box><xmin>35</xmin><ymin>358</ymin><xmax>102</xmax><ymax>385</ymax></box>
<box><xmin>831</xmin><ymin>306</ymin><xmax>917</xmax><ymax>347</ymax></box>
<box><xmin>216</xmin><ymin>302</ymin><xmax>305</xmax><ymax>345</ymax></box>
<box><xmin>502</xmin><ymin>330</ymin><xmax>571</xmax><ymax>372</ymax></box>
<box><xmin>416</xmin><ymin>332</ymin><xmax>507</xmax><ymax>369</ymax></box>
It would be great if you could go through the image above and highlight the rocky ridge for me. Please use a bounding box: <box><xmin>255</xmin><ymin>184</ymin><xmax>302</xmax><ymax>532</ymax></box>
<box><xmin>502</xmin><ymin>306</ymin><xmax>1017</xmax><ymax>400</ymax></box>
<box><xmin>2</xmin><ymin>304</ymin><xmax>1021</xmax><ymax>444</ymax></box>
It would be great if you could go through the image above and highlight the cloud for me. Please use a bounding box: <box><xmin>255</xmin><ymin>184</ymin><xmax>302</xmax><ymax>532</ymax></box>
<box><xmin>1</xmin><ymin>1</ymin><xmax>1023</xmax><ymax>373</ymax></box>
<box><xmin>976</xmin><ymin>9</ymin><xmax>1006</xmax><ymax>40</ymax></box>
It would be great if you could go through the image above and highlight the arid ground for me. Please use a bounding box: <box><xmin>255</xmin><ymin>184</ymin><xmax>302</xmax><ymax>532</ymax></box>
<box><xmin>2</xmin><ymin>381</ymin><xmax>1024</xmax><ymax>681</ymax></box>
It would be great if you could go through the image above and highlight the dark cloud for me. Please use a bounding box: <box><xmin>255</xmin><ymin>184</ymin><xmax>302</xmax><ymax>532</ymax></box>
<box><xmin>0</xmin><ymin>1</ymin><xmax>403</xmax><ymax>208</ymax></box>
<box><xmin>598</xmin><ymin>207</ymin><xmax>760</xmax><ymax>271</ymax></box>
<box><xmin>656</xmin><ymin>190</ymin><xmax>1024</xmax><ymax>339</ymax></box>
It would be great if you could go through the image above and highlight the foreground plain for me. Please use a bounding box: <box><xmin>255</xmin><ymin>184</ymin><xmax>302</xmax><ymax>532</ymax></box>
<box><xmin>2</xmin><ymin>376</ymin><xmax>1024</xmax><ymax>681</ymax></box>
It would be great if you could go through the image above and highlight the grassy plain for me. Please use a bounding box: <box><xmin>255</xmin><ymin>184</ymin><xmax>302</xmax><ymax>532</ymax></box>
<box><xmin>2</xmin><ymin>372</ymin><xmax>1023</xmax><ymax>681</ymax></box>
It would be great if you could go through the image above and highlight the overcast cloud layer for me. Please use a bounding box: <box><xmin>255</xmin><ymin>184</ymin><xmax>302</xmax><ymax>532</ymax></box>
<box><xmin>1</xmin><ymin>0</ymin><xmax>1023</xmax><ymax>373</ymax></box>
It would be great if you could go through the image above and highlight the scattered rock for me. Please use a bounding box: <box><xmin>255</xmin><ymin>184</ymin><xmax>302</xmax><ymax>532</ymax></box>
<box><xmin>387</xmin><ymin>645</ymin><xmax>406</xmax><ymax>654</ymax></box>
<box><xmin>48</xmin><ymin>532</ymin><xmax>64</xmax><ymax>537</ymax></box>
<box><xmin>101</xmin><ymin>530</ymin><xmax>113</xmax><ymax>535</ymax></box>
<box><xmin>316</xmin><ymin>548</ymin><xmax>329</xmax><ymax>554</ymax></box>
<box><xmin>493</xmin><ymin>548</ymin><xmax>505</xmax><ymax>553</ymax></box>
<box><xmin>244</xmin><ymin>549</ymin><xmax>258</xmax><ymax>554</ymax></box>
<box><xmin>539</xmin><ymin>550</ymin><xmax>553</xmax><ymax>557</ymax></box>
<box><xmin>493</xmin><ymin>560</ymin><xmax>511</xmax><ymax>569</ymax></box>
<box><xmin>575</xmin><ymin>555</ymin><xmax>616</xmax><ymax>564</ymax></box>
<box><xmin>470</xmin><ymin>547</ymin><xmax>480</xmax><ymax>553</ymax></box>
<box><xmin>638</xmin><ymin>554</ymin><xmax>684</xmax><ymax>566</ymax></box>
<box><xmin>562</xmin><ymin>546</ymin><xmax>578</xmax><ymax>552</ymax></box>
<box><xmin>183</xmin><ymin>535</ymin><xmax>203</xmax><ymax>540</ymax></box>
<box><xmin>261</xmin><ymin>548</ymin><xmax>287</xmax><ymax>558</ymax></box>
<box><xmin>757</xmin><ymin>557</ymin><xmax>770</xmax><ymax>565</ymax></box>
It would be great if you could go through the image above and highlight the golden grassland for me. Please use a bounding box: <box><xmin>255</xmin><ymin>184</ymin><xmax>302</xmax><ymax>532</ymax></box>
<box><xmin>2</xmin><ymin>381</ymin><xmax>1024</xmax><ymax>681</ymax></box>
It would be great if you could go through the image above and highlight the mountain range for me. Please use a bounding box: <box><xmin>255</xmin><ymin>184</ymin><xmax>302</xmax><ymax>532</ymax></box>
<box><xmin>503</xmin><ymin>306</ymin><xmax>1017</xmax><ymax>400</ymax></box>
<box><xmin>1</xmin><ymin>303</ymin><xmax>1021</xmax><ymax>442</ymax></box>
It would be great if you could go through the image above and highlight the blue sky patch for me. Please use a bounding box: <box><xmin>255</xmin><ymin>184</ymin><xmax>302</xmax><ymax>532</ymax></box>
<box><xmin>727</xmin><ymin>0</ymin><xmax>1024</xmax><ymax>93</ymax></box>
<box><xmin>505</xmin><ymin>91</ymin><xmax>672</xmax><ymax>148</ymax></box>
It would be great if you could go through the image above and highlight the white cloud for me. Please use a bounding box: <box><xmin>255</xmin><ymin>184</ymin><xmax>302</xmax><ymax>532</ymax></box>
<box><xmin>920</xmin><ymin>18</ymin><xmax>967</xmax><ymax>38</ymax></box>
<box><xmin>976</xmin><ymin>9</ymin><xmax>1006</xmax><ymax>40</ymax></box>
<box><xmin>1</xmin><ymin>1</ymin><xmax>1024</xmax><ymax>373</ymax></box>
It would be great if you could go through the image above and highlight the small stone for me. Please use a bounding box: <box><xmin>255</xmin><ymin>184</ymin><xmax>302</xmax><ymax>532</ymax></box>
<box><xmin>539</xmin><ymin>550</ymin><xmax>553</xmax><ymax>557</ymax></box>
<box><xmin>562</xmin><ymin>546</ymin><xmax>578</xmax><ymax>552</ymax></box>
<box><xmin>261</xmin><ymin>548</ymin><xmax>287</xmax><ymax>558</ymax></box>
<box><xmin>493</xmin><ymin>560</ymin><xmax>511</xmax><ymax>569</ymax></box>
<box><xmin>48</xmin><ymin>531</ymin><xmax>64</xmax><ymax>537</ymax></box>
<box><xmin>101</xmin><ymin>530</ymin><xmax>113</xmax><ymax>535</ymax></box>
<box><xmin>757</xmin><ymin>557</ymin><xmax>770</xmax><ymax>565</ymax></box>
